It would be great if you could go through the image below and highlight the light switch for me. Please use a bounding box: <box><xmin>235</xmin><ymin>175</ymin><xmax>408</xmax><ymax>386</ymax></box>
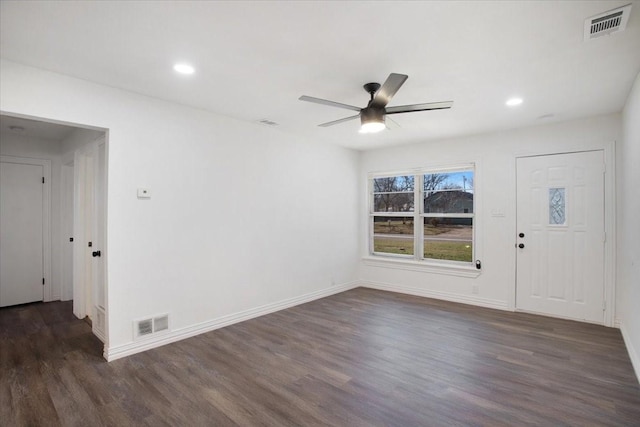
<box><xmin>137</xmin><ymin>188</ymin><xmax>151</xmax><ymax>199</ymax></box>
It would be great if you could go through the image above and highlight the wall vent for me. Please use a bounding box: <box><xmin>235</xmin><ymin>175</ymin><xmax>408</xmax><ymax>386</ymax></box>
<box><xmin>153</xmin><ymin>315</ymin><xmax>169</xmax><ymax>332</ymax></box>
<box><xmin>134</xmin><ymin>314</ymin><xmax>169</xmax><ymax>339</ymax></box>
<box><xmin>584</xmin><ymin>4</ymin><xmax>632</xmax><ymax>40</ymax></box>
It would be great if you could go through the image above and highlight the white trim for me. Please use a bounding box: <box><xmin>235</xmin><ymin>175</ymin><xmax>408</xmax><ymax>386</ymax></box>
<box><xmin>368</xmin><ymin>163</ymin><xmax>476</xmax><ymax>178</ymax></box>
<box><xmin>360</xmin><ymin>280</ymin><xmax>509</xmax><ymax>311</ymax></box>
<box><xmin>0</xmin><ymin>156</ymin><xmax>52</xmax><ymax>302</ymax></box>
<box><xmin>104</xmin><ymin>281</ymin><xmax>359</xmax><ymax>361</ymax></box>
<box><xmin>514</xmin><ymin>308</ymin><xmax>605</xmax><ymax>326</ymax></box>
<box><xmin>603</xmin><ymin>141</ymin><xmax>616</xmax><ymax>328</ymax></box>
<box><xmin>619</xmin><ymin>321</ymin><xmax>640</xmax><ymax>384</ymax></box>
<box><xmin>362</xmin><ymin>256</ymin><xmax>481</xmax><ymax>278</ymax></box>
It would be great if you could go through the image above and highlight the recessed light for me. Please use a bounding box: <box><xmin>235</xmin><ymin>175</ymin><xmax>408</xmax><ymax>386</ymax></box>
<box><xmin>506</xmin><ymin>97</ymin><xmax>523</xmax><ymax>107</ymax></box>
<box><xmin>173</xmin><ymin>63</ymin><xmax>195</xmax><ymax>75</ymax></box>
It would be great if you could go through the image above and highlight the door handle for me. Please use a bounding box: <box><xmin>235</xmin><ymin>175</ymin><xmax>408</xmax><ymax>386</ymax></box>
<box><xmin>519</xmin><ymin>233</ymin><xmax>525</xmax><ymax>238</ymax></box>
<box><xmin>92</xmin><ymin>250</ymin><xmax>101</xmax><ymax>257</ymax></box>
<box><xmin>518</xmin><ymin>243</ymin><xmax>525</xmax><ymax>249</ymax></box>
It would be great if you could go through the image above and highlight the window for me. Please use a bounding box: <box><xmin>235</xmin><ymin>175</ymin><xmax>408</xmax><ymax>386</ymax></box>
<box><xmin>370</xmin><ymin>166</ymin><xmax>475</xmax><ymax>264</ymax></box>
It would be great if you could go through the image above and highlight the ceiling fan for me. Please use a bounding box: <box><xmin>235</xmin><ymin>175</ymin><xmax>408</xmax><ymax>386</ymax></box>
<box><xmin>299</xmin><ymin>73</ymin><xmax>453</xmax><ymax>133</ymax></box>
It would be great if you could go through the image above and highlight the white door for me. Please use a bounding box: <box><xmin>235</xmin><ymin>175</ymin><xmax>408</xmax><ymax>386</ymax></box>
<box><xmin>0</xmin><ymin>161</ymin><xmax>44</xmax><ymax>307</ymax></box>
<box><xmin>83</xmin><ymin>153</ymin><xmax>95</xmax><ymax>317</ymax></box>
<box><xmin>91</xmin><ymin>142</ymin><xmax>107</xmax><ymax>340</ymax></box>
<box><xmin>516</xmin><ymin>151</ymin><xmax>605</xmax><ymax>323</ymax></box>
<box><xmin>61</xmin><ymin>162</ymin><xmax>74</xmax><ymax>301</ymax></box>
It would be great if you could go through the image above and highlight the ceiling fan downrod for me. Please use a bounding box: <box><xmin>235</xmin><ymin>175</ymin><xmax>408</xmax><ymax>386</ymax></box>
<box><xmin>363</xmin><ymin>82</ymin><xmax>381</xmax><ymax>102</ymax></box>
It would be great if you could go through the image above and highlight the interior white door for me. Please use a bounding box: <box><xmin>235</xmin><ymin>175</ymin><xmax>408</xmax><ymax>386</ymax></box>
<box><xmin>83</xmin><ymin>153</ymin><xmax>95</xmax><ymax>318</ymax></box>
<box><xmin>0</xmin><ymin>161</ymin><xmax>44</xmax><ymax>307</ymax></box>
<box><xmin>61</xmin><ymin>162</ymin><xmax>74</xmax><ymax>301</ymax></box>
<box><xmin>91</xmin><ymin>142</ymin><xmax>106</xmax><ymax>340</ymax></box>
<box><xmin>516</xmin><ymin>151</ymin><xmax>605</xmax><ymax>323</ymax></box>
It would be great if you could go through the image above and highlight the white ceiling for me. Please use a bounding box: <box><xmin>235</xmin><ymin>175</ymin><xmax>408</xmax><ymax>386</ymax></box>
<box><xmin>0</xmin><ymin>115</ymin><xmax>78</xmax><ymax>141</ymax></box>
<box><xmin>1</xmin><ymin>1</ymin><xmax>639</xmax><ymax>150</ymax></box>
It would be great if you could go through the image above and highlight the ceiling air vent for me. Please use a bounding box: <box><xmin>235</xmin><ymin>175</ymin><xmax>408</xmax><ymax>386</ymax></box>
<box><xmin>584</xmin><ymin>4</ymin><xmax>632</xmax><ymax>40</ymax></box>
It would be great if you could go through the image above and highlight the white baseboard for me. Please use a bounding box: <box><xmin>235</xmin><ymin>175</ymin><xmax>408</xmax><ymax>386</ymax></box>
<box><xmin>619</xmin><ymin>321</ymin><xmax>640</xmax><ymax>383</ymax></box>
<box><xmin>105</xmin><ymin>281</ymin><xmax>359</xmax><ymax>361</ymax></box>
<box><xmin>360</xmin><ymin>280</ymin><xmax>510</xmax><ymax>311</ymax></box>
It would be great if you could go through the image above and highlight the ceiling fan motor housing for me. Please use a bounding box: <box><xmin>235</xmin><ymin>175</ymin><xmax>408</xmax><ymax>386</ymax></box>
<box><xmin>361</xmin><ymin>106</ymin><xmax>385</xmax><ymax>126</ymax></box>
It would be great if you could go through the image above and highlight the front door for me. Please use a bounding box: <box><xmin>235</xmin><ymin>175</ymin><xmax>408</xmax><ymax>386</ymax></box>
<box><xmin>0</xmin><ymin>160</ymin><xmax>44</xmax><ymax>307</ymax></box>
<box><xmin>516</xmin><ymin>151</ymin><xmax>605</xmax><ymax>323</ymax></box>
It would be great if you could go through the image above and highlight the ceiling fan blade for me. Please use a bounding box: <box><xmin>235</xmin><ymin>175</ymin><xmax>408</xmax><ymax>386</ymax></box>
<box><xmin>370</xmin><ymin>73</ymin><xmax>408</xmax><ymax>108</ymax></box>
<box><xmin>385</xmin><ymin>116</ymin><xmax>401</xmax><ymax>129</ymax></box>
<box><xmin>318</xmin><ymin>114</ymin><xmax>360</xmax><ymax>127</ymax></box>
<box><xmin>299</xmin><ymin>95</ymin><xmax>361</xmax><ymax>112</ymax></box>
<box><xmin>385</xmin><ymin>101</ymin><xmax>453</xmax><ymax>114</ymax></box>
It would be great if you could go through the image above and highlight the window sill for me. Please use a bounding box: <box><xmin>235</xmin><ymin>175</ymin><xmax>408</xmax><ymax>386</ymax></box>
<box><xmin>361</xmin><ymin>256</ymin><xmax>481</xmax><ymax>278</ymax></box>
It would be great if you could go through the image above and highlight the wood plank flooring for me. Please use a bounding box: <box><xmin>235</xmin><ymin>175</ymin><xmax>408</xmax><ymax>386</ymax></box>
<box><xmin>1</xmin><ymin>288</ymin><xmax>639</xmax><ymax>426</ymax></box>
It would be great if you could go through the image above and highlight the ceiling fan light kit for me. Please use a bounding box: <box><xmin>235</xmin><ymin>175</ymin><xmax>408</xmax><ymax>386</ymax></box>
<box><xmin>299</xmin><ymin>73</ymin><xmax>453</xmax><ymax>134</ymax></box>
<box><xmin>359</xmin><ymin>107</ymin><xmax>386</xmax><ymax>134</ymax></box>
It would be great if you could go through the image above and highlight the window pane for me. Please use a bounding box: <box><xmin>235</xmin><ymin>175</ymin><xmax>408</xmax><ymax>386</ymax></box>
<box><xmin>423</xmin><ymin>190</ymin><xmax>473</xmax><ymax>214</ymax></box>
<box><xmin>549</xmin><ymin>188</ymin><xmax>565</xmax><ymax>225</ymax></box>
<box><xmin>423</xmin><ymin>170</ymin><xmax>474</xmax><ymax>214</ymax></box>
<box><xmin>373</xmin><ymin>216</ymin><xmax>414</xmax><ymax>255</ymax></box>
<box><xmin>423</xmin><ymin>171</ymin><xmax>473</xmax><ymax>192</ymax></box>
<box><xmin>374</xmin><ymin>176</ymin><xmax>414</xmax><ymax>193</ymax></box>
<box><xmin>373</xmin><ymin>193</ymin><xmax>415</xmax><ymax>212</ymax></box>
<box><xmin>423</xmin><ymin>217</ymin><xmax>472</xmax><ymax>262</ymax></box>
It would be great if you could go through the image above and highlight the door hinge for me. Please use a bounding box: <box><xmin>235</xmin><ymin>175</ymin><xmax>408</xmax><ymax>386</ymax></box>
<box><xmin>602</xmin><ymin>163</ymin><xmax>606</xmax><ymax>174</ymax></box>
<box><xmin>42</xmin><ymin>278</ymin><xmax>45</xmax><ymax>285</ymax></box>
<box><xmin>603</xmin><ymin>300</ymin><xmax>606</xmax><ymax>311</ymax></box>
<box><xmin>603</xmin><ymin>232</ymin><xmax>607</xmax><ymax>243</ymax></box>
<box><xmin>42</xmin><ymin>177</ymin><xmax>45</xmax><ymax>184</ymax></box>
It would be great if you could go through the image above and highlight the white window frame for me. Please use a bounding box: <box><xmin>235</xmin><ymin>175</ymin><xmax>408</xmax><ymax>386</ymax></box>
<box><xmin>369</xmin><ymin>164</ymin><xmax>476</xmax><ymax>267</ymax></box>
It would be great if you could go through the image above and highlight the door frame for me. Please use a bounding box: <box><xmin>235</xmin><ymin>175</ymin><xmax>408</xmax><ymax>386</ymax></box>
<box><xmin>0</xmin><ymin>155</ymin><xmax>52</xmax><ymax>302</ymax></box>
<box><xmin>513</xmin><ymin>143</ymin><xmax>616</xmax><ymax>327</ymax></box>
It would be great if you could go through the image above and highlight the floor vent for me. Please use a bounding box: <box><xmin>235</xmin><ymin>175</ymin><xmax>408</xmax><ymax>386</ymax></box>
<box><xmin>134</xmin><ymin>314</ymin><xmax>169</xmax><ymax>339</ymax></box>
<box><xmin>584</xmin><ymin>4</ymin><xmax>632</xmax><ymax>40</ymax></box>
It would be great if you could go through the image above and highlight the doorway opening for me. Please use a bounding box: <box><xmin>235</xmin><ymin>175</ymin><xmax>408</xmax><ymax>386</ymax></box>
<box><xmin>0</xmin><ymin>113</ymin><xmax>109</xmax><ymax>348</ymax></box>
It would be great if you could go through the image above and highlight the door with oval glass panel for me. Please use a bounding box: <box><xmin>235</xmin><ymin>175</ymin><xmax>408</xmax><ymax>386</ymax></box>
<box><xmin>516</xmin><ymin>151</ymin><xmax>605</xmax><ymax>323</ymax></box>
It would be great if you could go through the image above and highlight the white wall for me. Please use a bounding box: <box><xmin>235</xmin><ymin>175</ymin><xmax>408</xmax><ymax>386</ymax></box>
<box><xmin>0</xmin><ymin>59</ymin><xmax>360</xmax><ymax>359</ymax></box>
<box><xmin>61</xmin><ymin>128</ymin><xmax>104</xmax><ymax>161</ymax></box>
<box><xmin>360</xmin><ymin>114</ymin><xmax>620</xmax><ymax>314</ymax></box>
<box><xmin>0</xmin><ymin>131</ymin><xmax>63</xmax><ymax>300</ymax></box>
<box><xmin>618</xmin><ymin>72</ymin><xmax>640</xmax><ymax>379</ymax></box>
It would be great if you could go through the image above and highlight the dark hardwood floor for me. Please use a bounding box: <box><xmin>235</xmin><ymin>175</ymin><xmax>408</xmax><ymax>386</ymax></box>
<box><xmin>1</xmin><ymin>288</ymin><xmax>639</xmax><ymax>426</ymax></box>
